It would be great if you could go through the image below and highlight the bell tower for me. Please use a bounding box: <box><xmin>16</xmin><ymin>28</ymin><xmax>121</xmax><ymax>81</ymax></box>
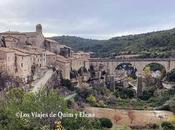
<box><xmin>36</xmin><ymin>24</ymin><xmax>42</xmax><ymax>34</ymax></box>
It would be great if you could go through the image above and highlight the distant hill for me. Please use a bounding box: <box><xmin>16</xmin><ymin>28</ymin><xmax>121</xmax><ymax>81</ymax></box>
<box><xmin>51</xmin><ymin>28</ymin><xmax>175</xmax><ymax>58</ymax></box>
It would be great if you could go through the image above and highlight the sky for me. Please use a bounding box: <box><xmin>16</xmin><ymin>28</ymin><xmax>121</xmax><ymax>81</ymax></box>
<box><xmin>0</xmin><ymin>0</ymin><xmax>175</xmax><ymax>39</ymax></box>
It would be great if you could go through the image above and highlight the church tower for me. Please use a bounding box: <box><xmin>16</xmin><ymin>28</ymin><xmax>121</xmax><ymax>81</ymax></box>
<box><xmin>36</xmin><ymin>24</ymin><xmax>42</xmax><ymax>34</ymax></box>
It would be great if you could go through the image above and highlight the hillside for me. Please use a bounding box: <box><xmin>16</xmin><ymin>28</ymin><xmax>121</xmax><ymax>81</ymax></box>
<box><xmin>51</xmin><ymin>28</ymin><xmax>175</xmax><ymax>58</ymax></box>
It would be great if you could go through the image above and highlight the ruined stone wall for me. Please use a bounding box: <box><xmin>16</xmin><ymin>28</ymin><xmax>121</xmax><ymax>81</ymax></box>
<box><xmin>15</xmin><ymin>55</ymin><xmax>32</xmax><ymax>80</ymax></box>
<box><xmin>0</xmin><ymin>51</ymin><xmax>15</xmax><ymax>75</ymax></box>
<box><xmin>0</xmin><ymin>34</ymin><xmax>27</xmax><ymax>48</ymax></box>
<box><xmin>6</xmin><ymin>52</ymin><xmax>15</xmax><ymax>75</ymax></box>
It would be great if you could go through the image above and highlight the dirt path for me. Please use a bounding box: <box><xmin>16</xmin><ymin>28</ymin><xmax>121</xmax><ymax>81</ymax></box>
<box><xmin>85</xmin><ymin>107</ymin><xmax>174</xmax><ymax>126</ymax></box>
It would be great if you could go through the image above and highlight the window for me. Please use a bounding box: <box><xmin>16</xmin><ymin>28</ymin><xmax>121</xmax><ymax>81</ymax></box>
<box><xmin>21</xmin><ymin>63</ymin><xmax>23</xmax><ymax>67</ymax></box>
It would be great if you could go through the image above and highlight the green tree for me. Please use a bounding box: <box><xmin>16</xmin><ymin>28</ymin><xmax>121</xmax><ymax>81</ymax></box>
<box><xmin>99</xmin><ymin>118</ymin><xmax>113</xmax><ymax>128</ymax></box>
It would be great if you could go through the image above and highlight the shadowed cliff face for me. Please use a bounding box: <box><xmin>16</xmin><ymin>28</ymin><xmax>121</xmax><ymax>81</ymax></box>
<box><xmin>0</xmin><ymin>72</ymin><xmax>23</xmax><ymax>91</ymax></box>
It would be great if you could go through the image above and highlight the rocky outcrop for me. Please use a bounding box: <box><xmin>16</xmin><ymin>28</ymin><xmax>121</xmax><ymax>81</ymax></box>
<box><xmin>0</xmin><ymin>72</ymin><xmax>24</xmax><ymax>91</ymax></box>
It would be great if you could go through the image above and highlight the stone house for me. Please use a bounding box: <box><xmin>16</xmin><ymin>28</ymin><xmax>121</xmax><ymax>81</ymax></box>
<box><xmin>23</xmin><ymin>46</ymin><xmax>47</xmax><ymax>68</ymax></box>
<box><xmin>0</xmin><ymin>24</ymin><xmax>72</xmax><ymax>57</ymax></box>
<box><xmin>45</xmin><ymin>50</ymin><xmax>57</xmax><ymax>66</ymax></box>
<box><xmin>13</xmin><ymin>50</ymin><xmax>32</xmax><ymax>81</ymax></box>
<box><xmin>0</xmin><ymin>47</ymin><xmax>32</xmax><ymax>82</ymax></box>
<box><xmin>0</xmin><ymin>24</ymin><xmax>92</xmax><ymax>80</ymax></box>
<box><xmin>70</xmin><ymin>51</ymin><xmax>90</xmax><ymax>71</ymax></box>
<box><xmin>0</xmin><ymin>48</ymin><xmax>15</xmax><ymax>75</ymax></box>
<box><xmin>56</xmin><ymin>55</ymin><xmax>71</xmax><ymax>79</ymax></box>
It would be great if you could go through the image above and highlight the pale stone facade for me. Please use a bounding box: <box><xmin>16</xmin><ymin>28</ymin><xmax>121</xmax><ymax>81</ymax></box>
<box><xmin>45</xmin><ymin>51</ymin><xmax>57</xmax><ymax>66</ymax></box>
<box><xmin>56</xmin><ymin>55</ymin><xmax>71</xmax><ymax>79</ymax></box>
<box><xmin>13</xmin><ymin>50</ymin><xmax>32</xmax><ymax>80</ymax></box>
<box><xmin>70</xmin><ymin>51</ymin><xmax>90</xmax><ymax>71</ymax></box>
<box><xmin>0</xmin><ymin>48</ymin><xmax>15</xmax><ymax>75</ymax></box>
<box><xmin>0</xmin><ymin>47</ymin><xmax>31</xmax><ymax>81</ymax></box>
<box><xmin>0</xmin><ymin>24</ymin><xmax>90</xmax><ymax>80</ymax></box>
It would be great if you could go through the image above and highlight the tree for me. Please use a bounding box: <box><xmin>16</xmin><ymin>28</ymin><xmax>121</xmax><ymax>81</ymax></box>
<box><xmin>144</xmin><ymin>66</ymin><xmax>151</xmax><ymax>79</ymax></box>
<box><xmin>0</xmin><ymin>88</ymin><xmax>103</xmax><ymax>130</ymax></box>
<box><xmin>166</xmin><ymin>69</ymin><xmax>175</xmax><ymax>82</ymax></box>
<box><xmin>86</xmin><ymin>95</ymin><xmax>97</xmax><ymax>106</ymax></box>
<box><xmin>61</xmin><ymin>79</ymin><xmax>74</xmax><ymax>91</ymax></box>
<box><xmin>161</xmin><ymin>121</ymin><xmax>175</xmax><ymax>130</ymax></box>
<box><xmin>99</xmin><ymin>118</ymin><xmax>113</xmax><ymax>128</ymax></box>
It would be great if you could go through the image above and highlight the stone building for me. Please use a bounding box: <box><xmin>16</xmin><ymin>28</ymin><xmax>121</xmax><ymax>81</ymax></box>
<box><xmin>0</xmin><ymin>24</ymin><xmax>63</xmax><ymax>53</ymax></box>
<box><xmin>56</xmin><ymin>55</ymin><xmax>71</xmax><ymax>79</ymax></box>
<box><xmin>70</xmin><ymin>51</ymin><xmax>90</xmax><ymax>71</ymax></box>
<box><xmin>13</xmin><ymin>49</ymin><xmax>32</xmax><ymax>80</ymax></box>
<box><xmin>45</xmin><ymin>50</ymin><xmax>57</xmax><ymax>66</ymax></box>
<box><xmin>0</xmin><ymin>47</ymin><xmax>31</xmax><ymax>81</ymax></box>
<box><xmin>0</xmin><ymin>24</ymin><xmax>91</xmax><ymax>80</ymax></box>
<box><xmin>0</xmin><ymin>48</ymin><xmax>15</xmax><ymax>75</ymax></box>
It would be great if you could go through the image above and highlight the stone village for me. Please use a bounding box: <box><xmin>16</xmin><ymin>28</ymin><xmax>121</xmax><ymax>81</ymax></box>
<box><xmin>0</xmin><ymin>24</ymin><xmax>90</xmax><ymax>82</ymax></box>
<box><xmin>0</xmin><ymin>24</ymin><xmax>175</xmax><ymax>92</ymax></box>
<box><xmin>0</xmin><ymin>24</ymin><xmax>174</xmax><ymax>129</ymax></box>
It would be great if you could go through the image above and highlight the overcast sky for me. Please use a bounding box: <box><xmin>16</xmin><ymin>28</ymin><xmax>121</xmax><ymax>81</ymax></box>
<box><xmin>0</xmin><ymin>0</ymin><xmax>175</xmax><ymax>39</ymax></box>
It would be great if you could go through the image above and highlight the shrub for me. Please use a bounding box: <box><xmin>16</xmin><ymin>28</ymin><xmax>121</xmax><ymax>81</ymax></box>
<box><xmin>61</xmin><ymin>79</ymin><xmax>74</xmax><ymax>91</ymax></box>
<box><xmin>146</xmin><ymin>123</ymin><xmax>159</xmax><ymax>129</ymax></box>
<box><xmin>99</xmin><ymin>118</ymin><xmax>113</xmax><ymax>128</ymax></box>
<box><xmin>139</xmin><ymin>89</ymin><xmax>154</xmax><ymax>101</ymax></box>
<box><xmin>116</xmin><ymin>87</ymin><xmax>136</xmax><ymax>99</ymax></box>
<box><xmin>86</xmin><ymin>95</ymin><xmax>97</xmax><ymax>105</ymax></box>
<box><xmin>161</xmin><ymin>121</ymin><xmax>175</xmax><ymax>130</ymax></box>
<box><xmin>167</xmin><ymin>69</ymin><xmax>175</xmax><ymax>82</ymax></box>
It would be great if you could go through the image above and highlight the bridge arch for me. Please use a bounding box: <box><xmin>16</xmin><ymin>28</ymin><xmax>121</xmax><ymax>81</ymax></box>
<box><xmin>115</xmin><ymin>62</ymin><xmax>137</xmax><ymax>78</ymax></box>
<box><xmin>89</xmin><ymin>58</ymin><xmax>175</xmax><ymax>78</ymax></box>
<box><xmin>143</xmin><ymin>63</ymin><xmax>166</xmax><ymax>79</ymax></box>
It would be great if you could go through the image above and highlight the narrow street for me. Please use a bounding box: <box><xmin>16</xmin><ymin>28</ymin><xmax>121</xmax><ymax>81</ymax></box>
<box><xmin>31</xmin><ymin>69</ymin><xmax>53</xmax><ymax>93</ymax></box>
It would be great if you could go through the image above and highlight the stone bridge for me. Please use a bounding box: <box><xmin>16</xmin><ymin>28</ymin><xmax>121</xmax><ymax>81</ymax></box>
<box><xmin>89</xmin><ymin>58</ymin><xmax>175</xmax><ymax>75</ymax></box>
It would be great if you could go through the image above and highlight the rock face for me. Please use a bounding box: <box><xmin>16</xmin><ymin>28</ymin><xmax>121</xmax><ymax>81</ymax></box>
<box><xmin>0</xmin><ymin>72</ymin><xmax>24</xmax><ymax>91</ymax></box>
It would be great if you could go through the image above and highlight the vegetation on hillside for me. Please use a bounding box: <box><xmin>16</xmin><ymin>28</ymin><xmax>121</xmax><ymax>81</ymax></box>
<box><xmin>51</xmin><ymin>28</ymin><xmax>175</xmax><ymax>58</ymax></box>
<box><xmin>0</xmin><ymin>88</ymin><xmax>106</xmax><ymax>130</ymax></box>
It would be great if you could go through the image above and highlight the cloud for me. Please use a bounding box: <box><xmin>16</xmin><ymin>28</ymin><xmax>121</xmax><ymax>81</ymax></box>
<box><xmin>0</xmin><ymin>0</ymin><xmax>175</xmax><ymax>39</ymax></box>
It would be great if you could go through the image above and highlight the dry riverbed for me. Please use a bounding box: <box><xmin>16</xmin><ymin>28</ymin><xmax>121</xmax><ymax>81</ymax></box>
<box><xmin>85</xmin><ymin>107</ymin><xmax>174</xmax><ymax>126</ymax></box>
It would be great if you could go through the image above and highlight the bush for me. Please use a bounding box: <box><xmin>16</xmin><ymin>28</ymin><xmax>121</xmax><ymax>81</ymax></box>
<box><xmin>146</xmin><ymin>123</ymin><xmax>159</xmax><ymax>129</ymax></box>
<box><xmin>61</xmin><ymin>79</ymin><xmax>74</xmax><ymax>91</ymax></box>
<box><xmin>99</xmin><ymin>118</ymin><xmax>113</xmax><ymax>128</ymax></box>
<box><xmin>86</xmin><ymin>95</ymin><xmax>97</xmax><ymax>105</ymax></box>
<box><xmin>115</xmin><ymin>87</ymin><xmax>136</xmax><ymax>99</ymax></box>
<box><xmin>139</xmin><ymin>88</ymin><xmax>155</xmax><ymax>101</ymax></box>
<box><xmin>167</xmin><ymin>69</ymin><xmax>175</xmax><ymax>82</ymax></box>
<box><xmin>161</xmin><ymin>121</ymin><xmax>175</xmax><ymax>130</ymax></box>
